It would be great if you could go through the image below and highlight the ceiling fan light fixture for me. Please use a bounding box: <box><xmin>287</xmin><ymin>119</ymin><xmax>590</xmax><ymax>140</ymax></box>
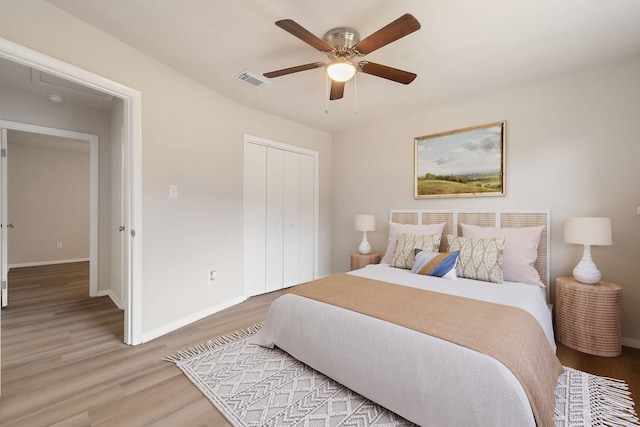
<box><xmin>266</xmin><ymin>15</ymin><xmax>421</xmax><ymax>101</ymax></box>
<box><xmin>47</xmin><ymin>94</ymin><xmax>64</xmax><ymax>103</ymax></box>
<box><xmin>326</xmin><ymin>60</ymin><xmax>356</xmax><ymax>82</ymax></box>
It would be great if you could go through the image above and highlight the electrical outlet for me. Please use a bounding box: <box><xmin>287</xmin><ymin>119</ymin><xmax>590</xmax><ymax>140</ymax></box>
<box><xmin>208</xmin><ymin>270</ymin><xmax>217</xmax><ymax>284</ymax></box>
<box><xmin>56</xmin><ymin>242</ymin><xmax>63</xmax><ymax>249</ymax></box>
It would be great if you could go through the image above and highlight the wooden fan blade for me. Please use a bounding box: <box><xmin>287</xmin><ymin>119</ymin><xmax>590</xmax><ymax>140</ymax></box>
<box><xmin>329</xmin><ymin>80</ymin><xmax>345</xmax><ymax>100</ymax></box>
<box><xmin>359</xmin><ymin>62</ymin><xmax>417</xmax><ymax>84</ymax></box>
<box><xmin>264</xmin><ymin>62</ymin><xmax>324</xmax><ymax>78</ymax></box>
<box><xmin>353</xmin><ymin>14</ymin><xmax>421</xmax><ymax>55</ymax></box>
<box><xmin>276</xmin><ymin>19</ymin><xmax>334</xmax><ymax>52</ymax></box>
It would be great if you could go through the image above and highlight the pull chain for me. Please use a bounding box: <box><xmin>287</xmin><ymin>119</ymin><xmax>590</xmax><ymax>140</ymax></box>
<box><xmin>354</xmin><ymin>72</ymin><xmax>358</xmax><ymax>115</ymax></box>
<box><xmin>325</xmin><ymin>73</ymin><xmax>329</xmax><ymax>114</ymax></box>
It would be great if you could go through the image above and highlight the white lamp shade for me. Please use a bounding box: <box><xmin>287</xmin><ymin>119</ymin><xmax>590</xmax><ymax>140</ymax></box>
<box><xmin>564</xmin><ymin>217</ymin><xmax>612</xmax><ymax>246</ymax></box>
<box><xmin>354</xmin><ymin>215</ymin><xmax>375</xmax><ymax>232</ymax></box>
<box><xmin>326</xmin><ymin>61</ymin><xmax>356</xmax><ymax>82</ymax></box>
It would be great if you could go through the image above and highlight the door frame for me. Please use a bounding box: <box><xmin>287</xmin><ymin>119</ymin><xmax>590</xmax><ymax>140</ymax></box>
<box><xmin>0</xmin><ymin>37</ymin><xmax>143</xmax><ymax>345</ymax></box>
<box><xmin>0</xmin><ymin>122</ymin><xmax>98</xmax><ymax>299</ymax></box>
<box><xmin>1</xmin><ymin>129</ymin><xmax>6</xmax><ymax>307</ymax></box>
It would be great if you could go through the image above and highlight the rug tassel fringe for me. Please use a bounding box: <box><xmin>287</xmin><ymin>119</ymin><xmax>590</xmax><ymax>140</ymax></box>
<box><xmin>163</xmin><ymin>323</ymin><xmax>262</xmax><ymax>363</ymax></box>
<box><xmin>590</xmin><ymin>375</ymin><xmax>640</xmax><ymax>426</ymax></box>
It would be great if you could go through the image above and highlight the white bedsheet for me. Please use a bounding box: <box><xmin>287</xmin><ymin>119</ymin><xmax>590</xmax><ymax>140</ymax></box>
<box><xmin>250</xmin><ymin>264</ymin><xmax>557</xmax><ymax>426</ymax></box>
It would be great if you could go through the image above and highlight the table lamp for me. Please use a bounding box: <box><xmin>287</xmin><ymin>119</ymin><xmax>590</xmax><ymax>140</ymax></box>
<box><xmin>354</xmin><ymin>214</ymin><xmax>375</xmax><ymax>255</ymax></box>
<box><xmin>564</xmin><ymin>217</ymin><xmax>612</xmax><ymax>284</ymax></box>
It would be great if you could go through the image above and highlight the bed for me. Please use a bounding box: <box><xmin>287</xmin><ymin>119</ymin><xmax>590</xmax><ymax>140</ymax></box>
<box><xmin>250</xmin><ymin>209</ymin><xmax>561</xmax><ymax>427</ymax></box>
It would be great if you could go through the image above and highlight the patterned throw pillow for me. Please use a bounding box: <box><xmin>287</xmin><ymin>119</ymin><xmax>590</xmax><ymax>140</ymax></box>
<box><xmin>391</xmin><ymin>233</ymin><xmax>442</xmax><ymax>270</ymax></box>
<box><xmin>446</xmin><ymin>235</ymin><xmax>505</xmax><ymax>284</ymax></box>
<box><xmin>382</xmin><ymin>222</ymin><xmax>446</xmax><ymax>263</ymax></box>
<box><xmin>411</xmin><ymin>249</ymin><xmax>459</xmax><ymax>279</ymax></box>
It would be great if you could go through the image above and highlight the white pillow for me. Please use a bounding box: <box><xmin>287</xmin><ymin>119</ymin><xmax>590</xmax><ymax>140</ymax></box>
<box><xmin>382</xmin><ymin>222</ymin><xmax>446</xmax><ymax>263</ymax></box>
<box><xmin>460</xmin><ymin>223</ymin><xmax>545</xmax><ymax>287</ymax></box>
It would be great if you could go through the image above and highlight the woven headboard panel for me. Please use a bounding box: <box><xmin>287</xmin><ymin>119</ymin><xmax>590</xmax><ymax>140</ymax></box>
<box><xmin>390</xmin><ymin>209</ymin><xmax>550</xmax><ymax>298</ymax></box>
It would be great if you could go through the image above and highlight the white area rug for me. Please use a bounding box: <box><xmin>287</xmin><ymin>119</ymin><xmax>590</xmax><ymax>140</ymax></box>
<box><xmin>166</xmin><ymin>326</ymin><xmax>639</xmax><ymax>427</ymax></box>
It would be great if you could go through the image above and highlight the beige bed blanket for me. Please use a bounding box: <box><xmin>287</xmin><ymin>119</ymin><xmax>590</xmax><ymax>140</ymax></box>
<box><xmin>288</xmin><ymin>273</ymin><xmax>563</xmax><ymax>427</ymax></box>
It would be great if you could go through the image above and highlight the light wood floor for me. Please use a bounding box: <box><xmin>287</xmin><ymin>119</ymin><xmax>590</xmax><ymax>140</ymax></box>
<box><xmin>0</xmin><ymin>262</ymin><xmax>638</xmax><ymax>426</ymax></box>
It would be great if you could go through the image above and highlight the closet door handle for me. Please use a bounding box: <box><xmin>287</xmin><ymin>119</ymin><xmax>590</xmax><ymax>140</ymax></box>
<box><xmin>118</xmin><ymin>226</ymin><xmax>125</xmax><ymax>232</ymax></box>
<box><xmin>6</xmin><ymin>223</ymin><xmax>14</xmax><ymax>228</ymax></box>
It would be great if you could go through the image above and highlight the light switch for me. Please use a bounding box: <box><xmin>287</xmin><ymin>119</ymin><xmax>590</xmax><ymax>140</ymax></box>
<box><xmin>169</xmin><ymin>185</ymin><xmax>178</xmax><ymax>198</ymax></box>
<box><xmin>636</xmin><ymin>205</ymin><xmax>640</xmax><ymax>215</ymax></box>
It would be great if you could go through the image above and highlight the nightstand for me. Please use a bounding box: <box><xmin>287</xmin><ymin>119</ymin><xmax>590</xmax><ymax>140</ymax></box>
<box><xmin>350</xmin><ymin>252</ymin><xmax>380</xmax><ymax>271</ymax></box>
<box><xmin>555</xmin><ymin>276</ymin><xmax>622</xmax><ymax>357</ymax></box>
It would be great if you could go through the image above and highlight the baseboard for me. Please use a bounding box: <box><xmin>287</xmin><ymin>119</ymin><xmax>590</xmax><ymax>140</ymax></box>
<box><xmin>96</xmin><ymin>289</ymin><xmax>123</xmax><ymax>310</ymax></box>
<box><xmin>622</xmin><ymin>336</ymin><xmax>640</xmax><ymax>350</ymax></box>
<box><xmin>9</xmin><ymin>258</ymin><xmax>90</xmax><ymax>269</ymax></box>
<box><xmin>141</xmin><ymin>296</ymin><xmax>247</xmax><ymax>343</ymax></box>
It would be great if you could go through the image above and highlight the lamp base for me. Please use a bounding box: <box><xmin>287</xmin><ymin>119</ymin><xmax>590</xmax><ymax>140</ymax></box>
<box><xmin>572</xmin><ymin>245</ymin><xmax>601</xmax><ymax>285</ymax></box>
<box><xmin>358</xmin><ymin>231</ymin><xmax>371</xmax><ymax>255</ymax></box>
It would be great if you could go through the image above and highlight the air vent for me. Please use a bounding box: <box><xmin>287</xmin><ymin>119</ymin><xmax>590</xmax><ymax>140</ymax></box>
<box><xmin>237</xmin><ymin>70</ymin><xmax>270</xmax><ymax>88</ymax></box>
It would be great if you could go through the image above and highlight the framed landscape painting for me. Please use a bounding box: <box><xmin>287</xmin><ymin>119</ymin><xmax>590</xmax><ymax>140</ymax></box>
<box><xmin>414</xmin><ymin>121</ymin><xmax>506</xmax><ymax>199</ymax></box>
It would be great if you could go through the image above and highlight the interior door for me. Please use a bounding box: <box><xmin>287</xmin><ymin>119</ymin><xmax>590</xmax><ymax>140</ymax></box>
<box><xmin>119</xmin><ymin>133</ymin><xmax>127</xmax><ymax>306</ymax></box>
<box><xmin>1</xmin><ymin>128</ymin><xmax>7</xmax><ymax>308</ymax></box>
<box><xmin>0</xmin><ymin>128</ymin><xmax>3</xmax><ymax>393</ymax></box>
<box><xmin>112</xmin><ymin>126</ymin><xmax>125</xmax><ymax>307</ymax></box>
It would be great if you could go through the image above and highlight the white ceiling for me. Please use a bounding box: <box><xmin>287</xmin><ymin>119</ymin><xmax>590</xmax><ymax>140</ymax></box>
<box><xmin>0</xmin><ymin>56</ymin><xmax>113</xmax><ymax>112</ymax></box>
<box><xmin>33</xmin><ymin>0</ymin><xmax>640</xmax><ymax>133</ymax></box>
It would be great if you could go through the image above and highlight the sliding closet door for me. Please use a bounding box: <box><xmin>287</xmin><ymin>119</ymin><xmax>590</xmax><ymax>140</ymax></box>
<box><xmin>243</xmin><ymin>135</ymin><xmax>317</xmax><ymax>297</ymax></box>
<box><xmin>283</xmin><ymin>151</ymin><xmax>300</xmax><ymax>288</ymax></box>
<box><xmin>265</xmin><ymin>147</ymin><xmax>284</xmax><ymax>293</ymax></box>
<box><xmin>298</xmin><ymin>153</ymin><xmax>315</xmax><ymax>283</ymax></box>
<box><xmin>243</xmin><ymin>143</ymin><xmax>267</xmax><ymax>296</ymax></box>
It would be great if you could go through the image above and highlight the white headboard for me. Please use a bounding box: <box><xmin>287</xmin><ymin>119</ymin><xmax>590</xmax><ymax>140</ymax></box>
<box><xmin>389</xmin><ymin>209</ymin><xmax>550</xmax><ymax>299</ymax></box>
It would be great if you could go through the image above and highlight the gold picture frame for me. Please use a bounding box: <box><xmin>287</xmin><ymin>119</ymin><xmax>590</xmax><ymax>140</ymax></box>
<box><xmin>414</xmin><ymin>121</ymin><xmax>506</xmax><ymax>199</ymax></box>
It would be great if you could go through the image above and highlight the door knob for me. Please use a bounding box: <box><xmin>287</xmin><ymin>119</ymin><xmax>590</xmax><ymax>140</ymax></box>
<box><xmin>7</xmin><ymin>223</ymin><xmax>13</xmax><ymax>228</ymax></box>
<box><xmin>118</xmin><ymin>226</ymin><xmax>125</xmax><ymax>231</ymax></box>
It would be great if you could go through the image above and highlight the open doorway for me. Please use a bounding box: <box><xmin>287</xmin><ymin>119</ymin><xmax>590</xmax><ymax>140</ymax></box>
<box><xmin>0</xmin><ymin>37</ymin><xmax>142</xmax><ymax>345</ymax></box>
<box><xmin>1</xmin><ymin>127</ymin><xmax>97</xmax><ymax>306</ymax></box>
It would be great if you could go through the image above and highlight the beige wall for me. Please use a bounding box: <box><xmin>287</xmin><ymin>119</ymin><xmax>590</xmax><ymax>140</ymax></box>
<box><xmin>0</xmin><ymin>1</ymin><xmax>332</xmax><ymax>338</ymax></box>
<box><xmin>4</xmin><ymin>1</ymin><xmax>636</xmax><ymax>347</ymax></box>
<box><xmin>7</xmin><ymin>140</ymin><xmax>90</xmax><ymax>265</ymax></box>
<box><xmin>332</xmin><ymin>55</ymin><xmax>640</xmax><ymax>345</ymax></box>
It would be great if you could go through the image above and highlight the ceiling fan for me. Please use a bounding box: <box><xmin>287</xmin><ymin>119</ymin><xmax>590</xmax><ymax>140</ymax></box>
<box><xmin>263</xmin><ymin>14</ymin><xmax>421</xmax><ymax>101</ymax></box>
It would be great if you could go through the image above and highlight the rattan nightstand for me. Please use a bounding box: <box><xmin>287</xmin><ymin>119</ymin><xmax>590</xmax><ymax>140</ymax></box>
<box><xmin>555</xmin><ymin>276</ymin><xmax>622</xmax><ymax>357</ymax></box>
<box><xmin>350</xmin><ymin>253</ymin><xmax>380</xmax><ymax>271</ymax></box>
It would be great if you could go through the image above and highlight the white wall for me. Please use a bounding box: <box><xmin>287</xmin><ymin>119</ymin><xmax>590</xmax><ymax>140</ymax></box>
<box><xmin>332</xmin><ymin>55</ymin><xmax>640</xmax><ymax>345</ymax></box>
<box><xmin>0</xmin><ymin>1</ymin><xmax>332</xmax><ymax>339</ymax></box>
<box><xmin>7</xmin><ymin>140</ymin><xmax>89</xmax><ymax>265</ymax></box>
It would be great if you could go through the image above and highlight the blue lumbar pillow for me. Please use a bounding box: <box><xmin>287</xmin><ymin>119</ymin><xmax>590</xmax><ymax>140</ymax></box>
<box><xmin>411</xmin><ymin>249</ymin><xmax>459</xmax><ymax>279</ymax></box>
